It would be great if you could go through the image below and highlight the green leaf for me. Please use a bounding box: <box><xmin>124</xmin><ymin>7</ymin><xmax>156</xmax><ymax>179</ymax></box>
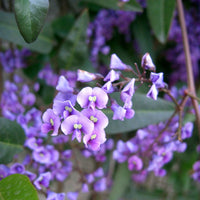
<box><xmin>105</xmin><ymin>93</ymin><xmax>174</xmax><ymax>134</ymax></box>
<box><xmin>132</xmin><ymin>13</ymin><xmax>155</xmax><ymax>58</ymax></box>
<box><xmin>109</xmin><ymin>163</ymin><xmax>131</xmax><ymax>200</ymax></box>
<box><xmin>52</xmin><ymin>14</ymin><xmax>75</xmax><ymax>38</ymax></box>
<box><xmin>0</xmin><ymin>11</ymin><xmax>53</xmax><ymax>54</ymax></box>
<box><xmin>14</xmin><ymin>0</ymin><xmax>49</xmax><ymax>43</ymax></box>
<box><xmin>147</xmin><ymin>0</ymin><xmax>176</xmax><ymax>43</ymax></box>
<box><xmin>0</xmin><ymin>174</ymin><xmax>39</xmax><ymax>200</ymax></box>
<box><xmin>81</xmin><ymin>0</ymin><xmax>142</xmax><ymax>12</ymax></box>
<box><xmin>0</xmin><ymin>117</ymin><xmax>25</xmax><ymax>164</ymax></box>
<box><xmin>59</xmin><ymin>10</ymin><xmax>89</xmax><ymax>69</ymax></box>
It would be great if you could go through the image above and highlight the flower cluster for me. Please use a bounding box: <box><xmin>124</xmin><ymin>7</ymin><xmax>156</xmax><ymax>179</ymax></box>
<box><xmin>0</xmin><ymin>48</ymin><xmax>31</xmax><ymax>73</ymax></box>
<box><xmin>166</xmin><ymin>1</ymin><xmax>200</xmax><ymax>84</ymax></box>
<box><xmin>42</xmin><ymin>75</ymin><xmax>109</xmax><ymax>151</ymax></box>
<box><xmin>87</xmin><ymin>0</ymin><xmax>146</xmax><ymax>67</ymax></box>
<box><xmin>113</xmin><ymin>89</ymin><xmax>194</xmax><ymax>182</ymax></box>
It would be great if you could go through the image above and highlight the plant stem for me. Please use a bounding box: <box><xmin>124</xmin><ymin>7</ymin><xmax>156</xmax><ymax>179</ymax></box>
<box><xmin>176</xmin><ymin>0</ymin><xmax>200</xmax><ymax>138</ymax></box>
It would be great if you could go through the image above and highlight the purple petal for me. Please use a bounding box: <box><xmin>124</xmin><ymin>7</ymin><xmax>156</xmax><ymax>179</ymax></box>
<box><xmin>146</xmin><ymin>84</ymin><xmax>158</xmax><ymax>100</ymax></box>
<box><xmin>77</xmin><ymin>87</ymin><xmax>93</xmax><ymax>108</ymax></box>
<box><xmin>92</xmin><ymin>87</ymin><xmax>108</xmax><ymax>109</ymax></box>
<box><xmin>61</xmin><ymin>115</ymin><xmax>78</xmax><ymax>135</ymax></box>
<box><xmin>56</xmin><ymin>75</ymin><xmax>73</xmax><ymax>93</ymax></box>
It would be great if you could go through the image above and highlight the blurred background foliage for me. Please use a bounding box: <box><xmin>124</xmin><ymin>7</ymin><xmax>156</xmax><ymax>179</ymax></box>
<box><xmin>0</xmin><ymin>0</ymin><xmax>200</xmax><ymax>199</ymax></box>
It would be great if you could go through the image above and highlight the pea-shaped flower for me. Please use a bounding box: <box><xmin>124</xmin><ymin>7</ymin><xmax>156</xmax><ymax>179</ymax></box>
<box><xmin>61</xmin><ymin>114</ymin><xmax>94</xmax><ymax>143</ymax></box>
<box><xmin>41</xmin><ymin>109</ymin><xmax>60</xmax><ymax>136</ymax></box>
<box><xmin>77</xmin><ymin>87</ymin><xmax>108</xmax><ymax>110</ymax></box>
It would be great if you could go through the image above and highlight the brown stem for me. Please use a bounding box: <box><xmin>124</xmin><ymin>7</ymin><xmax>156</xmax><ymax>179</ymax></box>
<box><xmin>176</xmin><ymin>0</ymin><xmax>200</xmax><ymax>138</ymax></box>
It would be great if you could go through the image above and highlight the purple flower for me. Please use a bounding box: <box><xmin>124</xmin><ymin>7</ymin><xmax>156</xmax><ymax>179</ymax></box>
<box><xmin>81</xmin><ymin>108</ymin><xmax>108</xmax><ymax>130</ymax></box>
<box><xmin>77</xmin><ymin>87</ymin><xmax>108</xmax><ymax>110</ymax></box>
<box><xmin>67</xmin><ymin>192</ymin><xmax>79</xmax><ymax>200</ymax></box>
<box><xmin>181</xmin><ymin>122</ymin><xmax>193</xmax><ymax>139</ymax></box>
<box><xmin>113</xmin><ymin>140</ymin><xmax>138</xmax><ymax>163</ymax></box>
<box><xmin>111</xmin><ymin>100</ymin><xmax>126</xmax><ymax>121</ymax></box>
<box><xmin>56</xmin><ymin>75</ymin><xmax>73</xmax><ymax>93</ymax></box>
<box><xmin>22</xmin><ymin>93</ymin><xmax>36</xmax><ymax>106</ymax></box>
<box><xmin>61</xmin><ymin>114</ymin><xmax>94</xmax><ymax>142</ymax></box>
<box><xmin>41</xmin><ymin>109</ymin><xmax>60</xmax><ymax>136</ymax></box>
<box><xmin>146</xmin><ymin>84</ymin><xmax>158</xmax><ymax>100</ymax></box>
<box><xmin>10</xmin><ymin>163</ymin><xmax>25</xmax><ymax>174</ymax></box>
<box><xmin>141</xmin><ymin>53</ymin><xmax>156</xmax><ymax>71</ymax></box>
<box><xmin>104</xmin><ymin>70</ymin><xmax>121</xmax><ymax>82</ymax></box>
<box><xmin>53</xmin><ymin>100</ymin><xmax>79</xmax><ymax>119</ymax></box>
<box><xmin>25</xmin><ymin>137</ymin><xmax>42</xmax><ymax>150</ymax></box>
<box><xmin>102</xmin><ymin>81</ymin><xmax>115</xmax><ymax>93</ymax></box>
<box><xmin>47</xmin><ymin>191</ymin><xmax>65</xmax><ymax>200</ymax></box>
<box><xmin>34</xmin><ymin>172</ymin><xmax>51</xmax><ymax>190</ymax></box>
<box><xmin>83</xmin><ymin>129</ymin><xmax>106</xmax><ymax>151</ymax></box>
<box><xmin>24</xmin><ymin>171</ymin><xmax>36</xmax><ymax>181</ymax></box>
<box><xmin>77</xmin><ymin>69</ymin><xmax>103</xmax><ymax>82</ymax></box>
<box><xmin>110</xmin><ymin>54</ymin><xmax>131</xmax><ymax>70</ymax></box>
<box><xmin>128</xmin><ymin>155</ymin><xmax>143</xmax><ymax>171</ymax></box>
<box><xmin>93</xmin><ymin>167</ymin><xmax>104</xmax><ymax>177</ymax></box>
<box><xmin>0</xmin><ymin>165</ymin><xmax>10</xmax><ymax>180</ymax></box>
<box><xmin>33</xmin><ymin>147</ymin><xmax>52</xmax><ymax>164</ymax></box>
<box><xmin>192</xmin><ymin>161</ymin><xmax>200</xmax><ymax>182</ymax></box>
<box><xmin>94</xmin><ymin>177</ymin><xmax>107</xmax><ymax>192</ymax></box>
<box><xmin>120</xmin><ymin>78</ymin><xmax>135</xmax><ymax>103</ymax></box>
<box><xmin>150</xmin><ymin>72</ymin><xmax>166</xmax><ymax>89</ymax></box>
<box><xmin>132</xmin><ymin>170</ymin><xmax>147</xmax><ymax>183</ymax></box>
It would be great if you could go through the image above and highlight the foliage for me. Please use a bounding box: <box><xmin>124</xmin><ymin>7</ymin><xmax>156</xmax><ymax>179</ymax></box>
<box><xmin>0</xmin><ymin>0</ymin><xmax>199</xmax><ymax>200</ymax></box>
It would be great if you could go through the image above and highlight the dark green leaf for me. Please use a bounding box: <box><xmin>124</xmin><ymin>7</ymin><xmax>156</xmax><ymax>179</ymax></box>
<box><xmin>105</xmin><ymin>93</ymin><xmax>174</xmax><ymax>134</ymax></box>
<box><xmin>59</xmin><ymin>10</ymin><xmax>89</xmax><ymax>69</ymax></box>
<box><xmin>52</xmin><ymin>14</ymin><xmax>75</xmax><ymax>38</ymax></box>
<box><xmin>81</xmin><ymin>0</ymin><xmax>142</xmax><ymax>12</ymax></box>
<box><xmin>0</xmin><ymin>11</ymin><xmax>54</xmax><ymax>54</ymax></box>
<box><xmin>132</xmin><ymin>13</ymin><xmax>155</xmax><ymax>58</ymax></box>
<box><xmin>14</xmin><ymin>0</ymin><xmax>49</xmax><ymax>43</ymax></box>
<box><xmin>0</xmin><ymin>174</ymin><xmax>39</xmax><ymax>200</ymax></box>
<box><xmin>109</xmin><ymin>163</ymin><xmax>131</xmax><ymax>200</ymax></box>
<box><xmin>147</xmin><ymin>0</ymin><xmax>176</xmax><ymax>43</ymax></box>
<box><xmin>0</xmin><ymin>117</ymin><xmax>25</xmax><ymax>164</ymax></box>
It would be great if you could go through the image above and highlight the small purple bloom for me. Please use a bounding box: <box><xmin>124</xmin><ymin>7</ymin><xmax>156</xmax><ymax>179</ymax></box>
<box><xmin>33</xmin><ymin>147</ymin><xmax>52</xmax><ymax>164</ymax></box>
<box><xmin>47</xmin><ymin>191</ymin><xmax>65</xmax><ymax>200</ymax></box>
<box><xmin>24</xmin><ymin>171</ymin><xmax>37</xmax><ymax>181</ymax></box>
<box><xmin>83</xmin><ymin>129</ymin><xmax>106</xmax><ymax>151</ymax></box>
<box><xmin>141</xmin><ymin>53</ymin><xmax>156</xmax><ymax>71</ymax></box>
<box><xmin>34</xmin><ymin>172</ymin><xmax>51</xmax><ymax>190</ymax></box>
<box><xmin>110</xmin><ymin>54</ymin><xmax>131</xmax><ymax>71</ymax></box>
<box><xmin>150</xmin><ymin>72</ymin><xmax>166</xmax><ymax>89</ymax></box>
<box><xmin>192</xmin><ymin>161</ymin><xmax>200</xmax><ymax>182</ymax></box>
<box><xmin>56</xmin><ymin>75</ymin><xmax>73</xmax><ymax>93</ymax></box>
<box><xmin>94</xmin><ymin>177</ymin><xmax>107</xmax><ymax>192</ymax></box>
<box><xmin>181</xmin><ymin>122</ymin><xmax>193</xmax><ymax>139</ymax></box>
<box><xmin>41</xmin><ymin>109</ymin><xmax>60</xmax><ymax>136</ymax></box>
<box><xmin>128</xmin><ymin>155</ymin><xmax>143</xmax><ymax>171</ymax></box>
<box><xmin>93</xmin><ymin>167</ymin><xmax>104</xmax><ymax>177</ymax></box>
<box><xmin>53</xmin><ymin>100</ymin><xmax>79</xmax><ymax>119</ymax></box>
<box><xmin>0</xmin><ymin>165</ymin><xmax>10</xmax><ymax>180</ymax></box>
<box><xmin>61</xmin><ymin>114</ymin><xmax>94</xmax><ymax>142</ymax></box>
<box><xmin>67</xmin><ymin>192</ymin><xmax>79</xmax><ymax>200</ymax></box>
<box><xmin>77</xmin><ymin>87</ymin><xmax>108</xmax><ymax>110</ymax></box>
<box><xmin>120</xmin><ymin>78</ymin><xmax>135</xmax><ymax>103</ymax></box>
<box><xmin>111</xmin><ymin>100</ymin><xmax>126</xmax><ymax>121</ymax></box>
<box><xmin>77</xmin><ymin>69</ymin><xmax>103</xmax><ymax>82</ymax></box>
<box><xmin>146</xmin><ymin>84</ymin><xmax>158</xmax><ymax>100</ymax></box>
<box><xmin>81</xmin><ymin>108</ymin><xmax>109</xmax><ymax>130</ymax></box>
<box><xmin>104</xmin><ymin>70</ymin><xmax>120</xmax><ymax>82</ymax></box>
<box><xmin>10</xmin><ymin>163</ymin><xmax>25</xmax><ymax>174</ymax></box>
<box><xmin>82</xmin><ymin>183</ymin><xmax>89</xmax><ymax>193</ymax></box>
<box><xmin>102</xmin><ymin>81</ymin><xmax>115</xmax><ymax>93</ymax></box>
